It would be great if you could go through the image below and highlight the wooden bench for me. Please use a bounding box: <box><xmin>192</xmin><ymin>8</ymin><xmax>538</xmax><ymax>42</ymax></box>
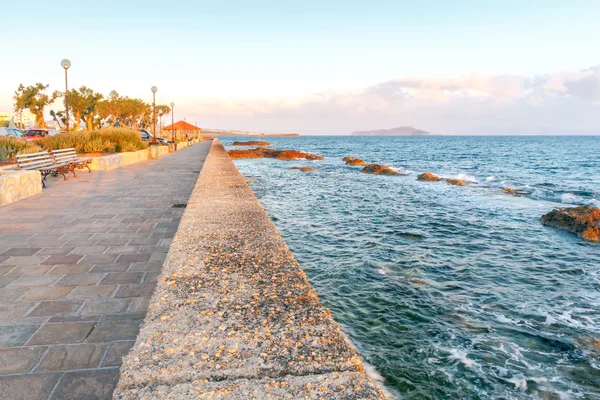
<box><xmin>51</xmin><ymin>148</ymin><xmax>92</xmax><ymax>175</ymax></box>
<box><xmin>16</xmin><ymin>151</ymin><xmax>73</xmax><ymax>188</ymax></box>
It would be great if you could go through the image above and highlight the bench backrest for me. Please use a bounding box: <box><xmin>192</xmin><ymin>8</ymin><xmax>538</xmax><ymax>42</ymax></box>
<box><xmin>16</xmin><ymin>151</ymin><xmax>55</xmax><ymax>170</ymax></box>
<box><xmin>51</xmin><ymin>148</ymin><xmax>79</xmax><ymax>165</ymax></box>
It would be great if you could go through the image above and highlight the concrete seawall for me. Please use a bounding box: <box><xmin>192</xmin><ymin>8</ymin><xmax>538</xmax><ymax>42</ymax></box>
<box><xmin>113</xmin><ymin>139</ymin><xmax>386</xmax><ymax>398</ymax></box>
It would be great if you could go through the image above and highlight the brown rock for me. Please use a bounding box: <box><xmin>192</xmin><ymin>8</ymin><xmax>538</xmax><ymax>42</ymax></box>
<box><xmin>287</xmin><ymin>167</ymin><xmax>317</xmax><ymax>173</ymax></box>
<box><xmin>417</xmin><ymin>172</ymin><xmax>441</xmax><ymax>182</ymax></box>
<box><xmin>541</xmin><ymin>206</ymin><xmax>600</xmax><ymax>242</ymax></box>
<box><xmin>502</xmin><ymin>188</ymin><xmax>531</xmax><ymax>195</ymax></box>
<box><xmin>228</xmin><ymin>147</ymin><xmax>324</xmax><ymax>161</ymax></box>
<box><xmin>232</xmin><ymin>141</ymin><xmax>271</xmax><ymax>146</ymax></box>
<box><xmin>445</xmin><ymin>178</ymin><xmax>468</xmax><ymax>186</ymax></box>
<box><xmin>343</xmin><ymin>157</ymin><xmax>366</xmax><ymax>166</ymax></box>
<box><xmin>361</xmin><ymin>164</ymin><xmax>401</xmax><ymax>176</ymax></box>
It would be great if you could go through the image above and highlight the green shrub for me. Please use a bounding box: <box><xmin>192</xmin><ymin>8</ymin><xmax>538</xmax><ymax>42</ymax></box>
<box><xmin>0</xmin><ymin>137</ymin><xmax>42</xmax><ymax>162</ymax></box>
<box><xmin>36</xmin><ymin>128</ymin><xmax>147</xmax><ymax>153</ymax></box>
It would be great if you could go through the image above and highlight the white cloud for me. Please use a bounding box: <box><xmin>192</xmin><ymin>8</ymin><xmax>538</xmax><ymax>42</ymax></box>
<box><xmin>176</xmin><ymin>66</ymin><xmax>600</xmax><ymax>134</ymax></box>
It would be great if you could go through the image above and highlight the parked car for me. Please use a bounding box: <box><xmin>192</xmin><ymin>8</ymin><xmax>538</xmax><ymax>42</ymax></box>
<box><xmin>138</xmin><ymin>129</ymin><xmax>168</xmax><ymax>146</ymax></box>
<box><xmin>24</xmin><ymin>129</ymin><xmax>51</xmax><ymax>140</ymax></box>
<box><xmin>0</xmin><ymin>128</ymin><xmax>25</xmax><ymax>138</ymax></box>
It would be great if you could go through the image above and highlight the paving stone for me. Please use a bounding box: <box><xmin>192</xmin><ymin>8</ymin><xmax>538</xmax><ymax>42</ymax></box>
<box><xmin>90</xmin><ymin>263</ymin><xmax>130</xmax><ymax>273</ymax></box>
<box><xmin>101</xmin><ymin>341</ymin><xmax>135</xmax><ymax>367</ymax></box>
<box><xmin>114</xmin><ymin>284</ymin><xmax>155</xmax><ymax>298</ymax></box>
<box><xmin>0</xmin><ymin>372</ymin><xmax>60</xmax><ymax>400</ymax></box>
<box><xmin>0</xmin><ymin>346</ymin><xmax>46</xmax><ymax>373</ymax></box>
<box><xmin>27</xmin><ymin>301</ymin><xmax>83</xmax><ymax>317</ymax></box>
<box><xmin>65</xmin><ymin>239</ymin><xmax>98</xmax><ymax>246</ymax></box>
<box><xmin>149</xmin><ymin>232</ymin><xmax>174</xmax><ymax>239</ymax></box>
<box><xmin>99</xmin><ymin>272</ymin><xmax>143</xmax><ymax>285</ymax></box>
<box><xmin>87</xmin><ymin>320</ymin><xmax>142</xmax><ymax>342</ymax></box>
<box><xmin>37</xmin><ymin>247</ymin><xmax>76</xmax><ymax>255</ymax></box>
<box><xmin>0</xmin><ymin>287</ymin><xmax>27</xmax><ymax>301</ymax></box>
<box><xmin>6</xmin><ymin>265</ymin><xmax>53</xmax><ymax>276</ymax></box>
<box><xmin>49</xmin><ymin>264</ymin><xmax>92</xmax><ymax>274</ymax></box>
<box><xmin>96</xmin><ymin>239</ymin><xmax>129</xmax><ymax>246</ymax></box>
<box><xmin>8</xmin><ymin>275</ymin><xmax>58</xmax><ymax>287</ymax></box>
<box><xmin>84</xmin><ymin>299</ymin><xmax>130</xmax><ymax>315</ymax></box>
<box><xmin>0</xmin><ymin>276</ymin><xmax>18</xmax><ymax>288</ymax></box>
<box><xmin>0</xmin><ymin>302</ymin><xmax>36</xmax><ymax>320</ymax></box>
<box><xmin>49</xmin><ymin>315</ymin><xmax>100</xmax><ymax>323</ymax></box>
<box><xmin>0</xmin><ymin>266</ymin><xmax>13</xmax><ymax>276</ymax></box>
<box><xmin>0</xmin><ymin>325</ymin><xmax>40</xmax><ymax>347</ymax></box>
<box><xmin>67</xmin><ymin>285</ymin><xmax>116</xmax><ymax>300</ymax></box>
<box><xmin>50</xmin><ymin>368</ymin><xmax>119</xmax><ymax>400</ymax></box>
<box><xmin>57</xmin><ymin>273</ymin><xmax>104</xmax><ymax>286</ymax></box>
<box><xmin>104</xmin><ymin>246</ymin><xmax>140</xmax><ymax>255</ymax></box>
<box><xmin>42</xmin><ymin>254</ymin><xmax>83</xmax><ymax>265</ymax></box>
<box><xmin>27</xmin><ymin>322</ymin><xmax>95</xmax><ymax>345</ymax></box>
<box><xmin>36</xmin><ymin>344</ymin><xmax>105</xmax><ymax>371</ymax></box>
<box><xmin>115</xmin><ymin>253</ymin><xmax>151</xmax><ymax>263</ymax></box>
<box><xmin>127</xmin><ymin>262</ymin><xmax>162</xmax><ymax>272</ymax></box>
<box><xmin>129</xmin><ymin>297</ymin><xmax>150</xmax><ymax>312</ymax></box>
<box><xmin>21</xmin><ymin>286</ymin><xmax>74</xmax><ymax>301</ymax></box>
<box><xmin>127</xmin><ymin>238</ymin><xmax>160</xmax><ymax>245</ymax></box>
<box><xmin>79</xmin><ymin>254</ymin><xmax>118</xmax><ymax>264</ymax></box>
<box><xmin>142</xmin><ymin>271</ymin><xmax>161</xmax><ymax>283</ymax></box>
<box><xmin>72</xmin><ymin>246</ymin><xmax>109</xmax><ymax>255</ymax></box>
<box><xmin>3</xmin><ymin>255</ymin><xmax>48</xmax><ymax>265</ymax></box>
<box><xmin>0</xmin><ymin>248</ymin><xmax>41</xmax><ymax>257</ymax></box>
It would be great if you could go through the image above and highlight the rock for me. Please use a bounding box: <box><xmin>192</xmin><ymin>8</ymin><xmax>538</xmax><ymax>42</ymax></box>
<box><xmin>541</xmin><ymin>206</ymin><xmax>600</xmax><ymax>242</ymax></box>
<box><xmin>417</xmin><ymin>172</ymin><xmax>441</xmax><ymax>182</ymax></box>
<box><xmin>286</xmin><ymin>167</ymin><xmax>317</xmax><ymax>172</ymax></box>
<box><xmin>445</xmin><ymin>178</ymin><xmax>468</xmax><ymax>186</ymax></box>
<box><xmin>361</xmin><ymin>164</ymin><xmax>401</xmax><ymax>176</ymax></box>
<box><xmin>232</xmin><ymin>141</ymin><xmax>271</xmax><ymax>146</ymax></box>
<box><xmin>342</xmin><ymin>157</ymin><xmax>366</xmax><ymax>167</ymax></box>
<box><xmin>502</xmin><ymin>188</ymin><xmax>531</xmax><ymax>195</ymax></box>
<box><xmin>228</xmin><ymin>147</ymin><xmax>324</xmax><ymax>161</ymax></box>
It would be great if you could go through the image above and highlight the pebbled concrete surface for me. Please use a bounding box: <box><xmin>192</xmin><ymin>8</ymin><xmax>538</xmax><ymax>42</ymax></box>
<box><xmin>114</xmin><ymin>139</ymin><xmax>386</xmax><ymax>399</ymax></box>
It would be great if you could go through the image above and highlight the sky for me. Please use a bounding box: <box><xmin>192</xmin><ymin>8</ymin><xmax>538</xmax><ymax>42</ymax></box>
<box><xmin>2</xmin><ymin>0</ymin><xmax>600</xmax><ymax>135</ymax></box>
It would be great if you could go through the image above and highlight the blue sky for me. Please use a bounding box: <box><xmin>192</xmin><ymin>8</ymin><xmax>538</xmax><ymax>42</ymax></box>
<box><xmin>2</xmin><ymin>0</ymin><xmax>600</xmax><ymax>134</ymax></box>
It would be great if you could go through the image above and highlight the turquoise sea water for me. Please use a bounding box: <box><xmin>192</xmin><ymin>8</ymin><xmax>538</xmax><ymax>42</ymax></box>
<box><xmin>224</xmin><ymin>136</ymin><xmax>600</xmax><ymax>399</ymax></box>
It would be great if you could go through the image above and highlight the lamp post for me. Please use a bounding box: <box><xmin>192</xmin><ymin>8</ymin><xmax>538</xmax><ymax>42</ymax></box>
<box><xmin>151</xmin><ymin>86</ymin><xmax>157</xmax><ymax>143</ymax></box>
<box><xmin>170</xmin><ymin>103</ymin><xmax>175</xmax><ymax>143</ymax></box>
<box><xmin>61</xmin><ymin>59</ymin><xmax>71</xmax><ymax>132</ymax></box>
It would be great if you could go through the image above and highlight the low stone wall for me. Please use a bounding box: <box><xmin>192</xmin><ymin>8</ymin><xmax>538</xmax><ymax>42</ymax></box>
<box><xmin>89</xmin><ymin>141</ymin><xmax>197</xmax><ymax>171</ymax></box>
<box><xmin>0</xmin><ymin>170</ymin><xmax>42</xmax><ymax>205</ymax></box>
<box><xmin>113</xmin><ymin>139</ymin><xmax>386</xmax><ymax>398</ymax></box>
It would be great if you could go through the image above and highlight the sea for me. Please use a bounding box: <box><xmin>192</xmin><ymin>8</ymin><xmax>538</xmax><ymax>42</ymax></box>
<box><xmin>222</xmin><ymin>135</ymin><xmax>600</xmax><ymax>399</ymax></box>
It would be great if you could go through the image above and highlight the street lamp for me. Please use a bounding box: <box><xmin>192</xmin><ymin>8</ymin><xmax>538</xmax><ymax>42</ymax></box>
<box><xmin>151</xmin><ymin>86</ymin><xmax>157</xmax><ymax>143</ymax></box>
<box><xmin>170</xmin><ymin>102</ymin><xmax>175</xmax><ymax>143</ymax></box>
<box><xmin>61</xmin><ymin>59</ymin><xmax>71</xmax><ymax>132</ymax></box>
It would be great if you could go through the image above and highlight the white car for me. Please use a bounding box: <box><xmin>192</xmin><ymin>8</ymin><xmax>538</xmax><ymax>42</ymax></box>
<box><xmin>0</xmin><ymin>128</ymin><xmax>25</xmax><ymax>138</ymax></box>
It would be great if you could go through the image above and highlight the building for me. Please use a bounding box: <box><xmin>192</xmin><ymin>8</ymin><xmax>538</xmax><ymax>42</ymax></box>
<box><xmin>0</xmin><ymin>111</ymin><xmax>36</xmax><ymax>128</ymax></box>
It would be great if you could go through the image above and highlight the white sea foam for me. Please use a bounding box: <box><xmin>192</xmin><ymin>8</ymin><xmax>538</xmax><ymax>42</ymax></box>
<box><xmin>448</xmin><ymin>349</ymin><xmax>478</xmax><ymax>369</ymax></box>
<box><xmin>506</xmin><ymin>377</ymin><xmax>528</xmax><ymax>390</ymax></box>
<box><xmin>456</xmin><ymin>173</ymin><xmax>478</xmax><ymax>183</ymax></box>
<box><xmin>486</xmin><ymin>176</ymin><xmax>497</xmax><ymax>182</ymax></box>
<box><xmin>560</xmin><ymin>193</ymin><xmax>600</xmax><ymax>207</ymax></box>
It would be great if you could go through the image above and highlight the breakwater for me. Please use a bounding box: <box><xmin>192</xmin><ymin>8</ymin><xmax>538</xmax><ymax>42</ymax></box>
<box><xmin>113</xmin><ymin>139</ymin><xmax>385</xmax><ymax>398</ymax></box>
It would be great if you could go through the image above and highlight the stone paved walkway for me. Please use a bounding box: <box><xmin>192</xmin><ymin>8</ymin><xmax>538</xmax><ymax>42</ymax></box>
<box><xmin>0</xmin><ymin>141</ymin><xmax>211</xmax><ymax>400</ymax></box>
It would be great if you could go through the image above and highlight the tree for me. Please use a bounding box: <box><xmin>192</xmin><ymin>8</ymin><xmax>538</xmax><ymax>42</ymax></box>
<box><xmin>66</xmin><ymin>86</ymin><xmax>103</xmax><ymax>131</ymax></box>
<box><xmin>13</xmin><ymin>83</ymin><xmax>60</xmax><ymax>128</ymax></box>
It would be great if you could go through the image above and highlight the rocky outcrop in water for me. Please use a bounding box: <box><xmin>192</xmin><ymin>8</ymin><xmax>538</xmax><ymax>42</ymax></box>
<box><xmin>343</xmin><ymin>157</ymin><xmax>366</xmax><ymax>166</ymax></box>
<box><xmin>541</xmin><ymin>206</ymin><xmax>600</xmax><ymax>242</ymax></box>
<box><xmin>228</xmin><ymin>147</ymin><xmax>324</xmax><ymax>161</ymax></box>
<box><xmin>417</xmin><ymin>172</ymin><xmax>442</xmax><ymax>182</ymax></box>
<box><xmin>232</xmin><ymin>141</ymin><xmax>271</xmax><ymax>146</ymax></box>
<box><xmin>418</xmin><ymin>172</ymin><xmax>468</xmax><ymax>186</ymax></box>
<box><xmin>361</xmin><ymin>164</ymin><xmax>401</xmax><ymax>176</ymax></box>
<box><xmin>502</xmin><ymin>188</ymin><xmax>531</xmax><ymax>195</ymax></box>
<box><xmin>446</xmin><ymin>178</ymin><xmax>468</xmax><ymax>186</ymax></box>
<box><xmin>287</xmin><ymin>167</ymin><xmax>317</xmax><ymax>172</ymax></box>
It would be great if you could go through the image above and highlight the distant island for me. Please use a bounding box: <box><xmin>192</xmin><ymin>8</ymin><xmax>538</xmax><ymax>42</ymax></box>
<box><xmin>351</xmin><ymin>126</ymin><xmax>431</xmax><ymax>136</ymax></box>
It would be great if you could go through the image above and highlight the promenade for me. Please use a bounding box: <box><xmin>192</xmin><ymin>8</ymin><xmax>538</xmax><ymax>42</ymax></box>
<box><xmin>0</xmin><ymin>141</ymin><xmax>211</xmax><ymax>399</ymax></box>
